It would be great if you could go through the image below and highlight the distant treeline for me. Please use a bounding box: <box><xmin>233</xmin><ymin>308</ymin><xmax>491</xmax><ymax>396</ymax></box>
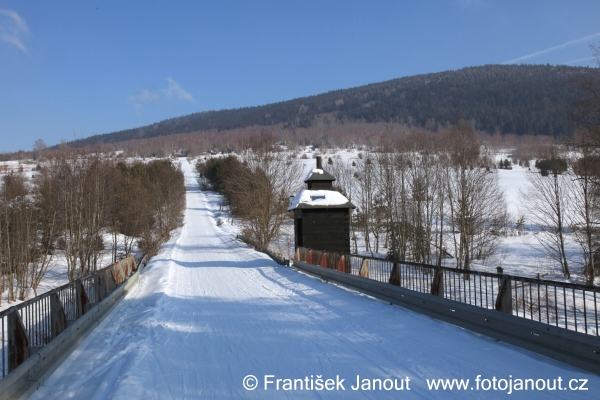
<box><xmin>66</xmin><ymin>64</ymin><xmax>593</xmax><ymax>150</ymax></box>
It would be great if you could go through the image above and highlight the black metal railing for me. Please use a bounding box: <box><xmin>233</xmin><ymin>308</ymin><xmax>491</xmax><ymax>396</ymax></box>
<box><xmin>0</xmin><ymin>255</ymin><xmax>145</xmax><ymax>379</ymax></box>
<box><xmin>295</xmin><ymin>247</ymin><xmax>600</xmax><ymax>336</ymax></box>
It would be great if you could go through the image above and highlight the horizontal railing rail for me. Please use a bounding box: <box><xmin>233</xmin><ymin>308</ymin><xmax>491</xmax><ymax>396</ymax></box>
<box><xmin>294</xmin><ymin>247</ymin><xmax>600</xmax><ymax>337</ymax></box>
<box><xmin>0</xmin><ymin>255</ymin><xmax>144</xmax><ymax>380</ymax></box>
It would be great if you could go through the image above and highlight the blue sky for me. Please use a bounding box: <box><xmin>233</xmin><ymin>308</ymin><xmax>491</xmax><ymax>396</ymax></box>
<box><xmin>1</xmin><ymin>1</ymin><xmax>599</xmax><ymax>152</ymax></box>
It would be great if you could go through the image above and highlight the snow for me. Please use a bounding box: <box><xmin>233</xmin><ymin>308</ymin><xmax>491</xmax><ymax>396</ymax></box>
<box><xmin>304</xmin><ymin>168</ymin><xmax>324</xmax><ymax>180</ymax></box>
<box><xmin>288</xmin><ymin>189</ymin><xmax>351</xmax><ymax>210</ymax></box>
<box><xmin>31</xmin><ymin>159</ymin><xmax>600</xmax><ymax>399</ymax></box>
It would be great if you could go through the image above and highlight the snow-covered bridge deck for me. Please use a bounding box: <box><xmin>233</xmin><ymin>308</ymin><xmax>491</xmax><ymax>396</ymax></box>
<box><xmin>32</xmin><ymin>160</ymin><xmax>599</xmax><ymax>399</ymax></box>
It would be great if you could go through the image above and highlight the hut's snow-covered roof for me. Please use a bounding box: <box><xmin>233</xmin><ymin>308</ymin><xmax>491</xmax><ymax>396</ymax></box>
<box><xmin>288</xmin><ymin>189</ymin><xmax>354</xmax><ymax>211</ymax></box>
<box><xmin>304</xmin><ymin>168</ymin><xmax>336</xmax><ymax>183</ymax></box>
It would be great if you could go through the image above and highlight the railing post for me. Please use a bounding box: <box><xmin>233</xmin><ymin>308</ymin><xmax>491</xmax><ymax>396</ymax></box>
<box><xmin>337</xmin><ymin>255</ymin><xmax>346</xmax><ymax>272</ymax></box>
<box><xmin>344</xmin><ymin>256</ymin><xmax>352</xmax><ymax>273</ymax></box>
<box><xmin>8</xmin><ymin>309</ymin><xmax>30</xmax><ymax>373</ymax></box>
<box><xmin>97</xmin><ymin>271</ymin><xmax>108</xmax><ymax>301</ymax></box>
<box><xmin>76</xmin><ymin>280</ymin><xmax>90</xmax><ymax>318</ymax></box>
<box><xmin>389</xmin><ymin>262</ymin><xmax>400</xmax><ymax>286</ymax></box>
<box><xmin>431</xmin><ymin>269</ymin><xmax>444</xmax><ymax>297</ymax></box>
<box><xmin>320</xmin><ymin>253</ymin><xmax>328</xmax><ymax>268</ymax></box>
<box><xmin>112</xmin><ymin>261</ymin><xmax>125</xmax><ymax>284</ymax></box>
<box><xmin>495</xmin><ymin>275</ymin><xmax>513</xmax><ymax>314</ymax></box>
<box><xmin>294</xmin><ymin>247</ymin><xmax>300</xmax><ymax>261</ymax></box>
<box><xmin>359</xmin><ymin>259</ymin><xmax>369</xmax><ymax>278</ymax></box>
<box><xmin>131</xmin><ymin>256</ymin><xmax>137</xmax><ymax>272</ymax></box>
<box><xmin>50</xmin><ymin>292</ymin><xmax>68</xmax><ymax>339</ymax></box>
<box><xmin>128</xmin><ymin>257</ymin><xmax>136</xmax><ymax>274</ymax></box>
<box><xmin>306</xmin><ymin>250</ymin><xmax>313</xmax><ymax>265</ymax></box>
<box><xmin>93</xmin><ymin>274</ymin><xmax>102</xmax><ymax>303</ymax></box>
<box><xmin>109</xmin><ymin>269</ymin><xmax>117</xmax><ymax>292</ymax></box>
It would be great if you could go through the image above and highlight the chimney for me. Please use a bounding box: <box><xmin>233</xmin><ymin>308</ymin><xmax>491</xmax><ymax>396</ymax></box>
<box><xmin>316</xmin><ymin>156</ymin><xmax>322</xmax><ymax>169</ymax></box>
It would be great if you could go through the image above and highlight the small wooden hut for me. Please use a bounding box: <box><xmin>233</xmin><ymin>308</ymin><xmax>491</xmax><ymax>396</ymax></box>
<box><xmin>288</xmin><ymin>156</ymin><xmax>354</xmax><ymax>254</ymax></box>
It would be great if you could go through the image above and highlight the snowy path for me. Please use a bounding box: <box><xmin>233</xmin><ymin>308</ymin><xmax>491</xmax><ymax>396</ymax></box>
<box><xmin>32</xmin><ymin>159</ymin><xmax>599</xmax><ymax>399</ymax></box>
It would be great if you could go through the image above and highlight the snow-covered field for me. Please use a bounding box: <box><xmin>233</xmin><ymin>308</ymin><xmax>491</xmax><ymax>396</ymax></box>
<box><xmin>30</xmin><ymin>159</ymin><xmax>600</xmax><ymax>399</ymax></box>
<box><xmin>0</xmin><ymin>146</ymin><xmax>595</xmax><ymax>312</ymax></box>
<box><xmin>284</xmin><ymin>148</ymin><xmax>591</xmax><ymax>283</ymax></box>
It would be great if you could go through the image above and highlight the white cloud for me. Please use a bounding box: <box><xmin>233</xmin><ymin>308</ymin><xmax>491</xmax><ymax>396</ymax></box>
<box><xmin>130</xmin><ymin>78</ymin><xmax>195</xmax><ymax>110</ymax></box>
<box><xmin>164</xmin><ymin>77</ymin><xmax>195</xmax><ymax>102</ymax></box>
<box><xmin>504</xmin><ymin>33</ymin><xmax>600</xmax><ymax>64</ymax></box>
<box><xmin>0</xmin><ymin>8</ymin><xmax>28</xmax><ymax>53</ymax></box>
<box><xmin>129</xmin><ymin>89</ymin><xmax>161</xmax><ymax>110</ymax></box>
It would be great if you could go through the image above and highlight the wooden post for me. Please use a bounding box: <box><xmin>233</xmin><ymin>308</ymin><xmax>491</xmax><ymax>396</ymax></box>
<box><xmin>112</xmin><ymin>262</ymin><xmax>124</xmax><ymax>284</ymax></box>
<box><xmin>294</xmin><ymin>247</ymin><xmax>300</xmax><ymax>261</ymax></box>
<box><xmin>8</xmin><ymin>309</ymin><xmax>30</xmax><ymax>373</ymax></box>
<box><xmin>320</xmin><ymin>253</ymin><xmax>328</xmax><ymax>268</ymax></box>
<box><xmin>430</xmin><ymin>269</ymin><xmax>444</xmax><ymax>297</ymax></box>
<box><xmin>359</xmin><ymin>259</ymin><xmax>369</xmax><ymax>278</ymax></box>
<box><xmin>76</xmin><ymin>280</ymin><xmax>90</xmax><ymax>318</ymax></box>
<box><xmin>306</xmin><ymin>250</ymin><xmax>313</xmax><ymax>265</ymax></box>
<box><xmin>389</xmin><ymin>262</ymin><xmax>400</xmax><ymax>286</ymax></box>
<box><xmin>51</xmin><ymin>292</ymin><xmax>68</xmax><ymax>339</ymax></box>
<box><xmin>337</xmin><ymin>256</ymin><xmax>346</xmax><ymax>272</ymax></box>
<box><xmin>495</xmin><ymin>275</ymin><xmax>513</xmax><ymax>314</ymax></box>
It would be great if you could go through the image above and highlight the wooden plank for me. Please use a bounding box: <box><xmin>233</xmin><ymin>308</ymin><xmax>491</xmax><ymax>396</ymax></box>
<box><xmin>50</xmin><ymin>293</ymin><xmax>68</xmax><ymax>340</ymax></box>
<box><xmin>389</xmin><ymin>262</ymin><xmax>400</xmax><ymax>286</ymax></box>
<box><xmin>8</xmin><ymin>310</ymin><xmax>30</xmax><ymax>373</ymax></box>
<box><xmin>359</xmin><ymin>259</ymin><xmax>369</xmax><ymax>278</ymax></box>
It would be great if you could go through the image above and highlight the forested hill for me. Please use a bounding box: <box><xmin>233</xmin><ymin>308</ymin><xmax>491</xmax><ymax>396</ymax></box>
<box><xmin>71</xmin><ymin>64</ymin><xmax>592</xmax><ymax>147</ymax></box>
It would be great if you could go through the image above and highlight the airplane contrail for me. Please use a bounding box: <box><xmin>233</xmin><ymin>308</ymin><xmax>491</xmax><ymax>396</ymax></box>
<box><xmin>503</xmin><ymin>32</ymin><xmax>600</xmax><ymax>64</ymax></box>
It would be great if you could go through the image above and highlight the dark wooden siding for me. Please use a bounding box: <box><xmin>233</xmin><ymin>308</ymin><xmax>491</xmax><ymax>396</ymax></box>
<box><xmin>295</xmin><ymin>208</ymin><xmax>350</xmax><ymax>254</ymax></box>
<box><xmin>307</xmin><ymin>181</ymin><xmax>333</xmax><ymax>190</ymax></box>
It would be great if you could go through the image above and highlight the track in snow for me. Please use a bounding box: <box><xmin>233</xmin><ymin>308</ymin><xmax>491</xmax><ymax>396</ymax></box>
<box><xmin>32</xmin><ymin>159</ymin><xmax>599</xmax><ymax>399</ymax></box>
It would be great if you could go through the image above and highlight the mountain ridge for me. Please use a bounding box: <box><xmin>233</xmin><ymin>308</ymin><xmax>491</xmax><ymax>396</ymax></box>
<box><xmin>68</xmin><ymin>64</ymin><xmax>594</xmax><ymax>148</ymax></box>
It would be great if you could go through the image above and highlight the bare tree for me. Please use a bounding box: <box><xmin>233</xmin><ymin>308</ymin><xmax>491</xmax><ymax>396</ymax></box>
<box><xmin>224</xmin><ymin>135</ymin><xmax>303</xmax><ymax>251</ymax></box>
<box><xmin>33</xmin><ymin>139</ymin><xmax>47</xmax><ymax>161</ymax></box>
<box><xmin>376</xmin><ymin>144</ymin><xmax>403</xmax><ymax>258</ymax></box>
<box><xmin>444</xmin><ymin>120</ymin><xmax>508</xmax><ymax>270</ymax></box>
<box><xmin>0</xmin><ymin>173</ymin><xmax>56</xmax><ymax>301</ymax></box>
<box><xmin>35</xmin><ymin>150</ymin><xmax>117</xmax><ymax>280</ymax></box>
<box><xmin>403</xmin><ymin>132</ymin><xmax>442</xmax><ymax>264</ymax></box>
<box><xmin>568</xmin><ymin>130</ymin><xmax>600</xmax><ymax>285</ymax></box>
<box><xmin>29</xmin><ymin>209</ymin><xmax>56</xmax><ymax>297</ymax></box>
<box><xmin>328</xmin><ymin>155</ymin><xmax>360</xmax><ymax>252</ymax></box>
<box><xmin>571</xmin><ymin>43</ymin><xmax>600</xmax><ymax>151</ymax></box>
<box><xmin>570</xmin><ymin>43</ymin><xmax>600</xmax><ymax>284</ymax></box>
<box><xmin>0</xmin><ymin>173</ymin><xmax>31</xmax><ymax>301</ymax></box>
<box><xmin>520</xmin><ymin>150</ymin><xmax>571</xmax><ymax>278</ymax></box>
<box><xmin>354</xmin><ymin>151</ymin><xmax>378</xmax><ymax>253</ymax></box>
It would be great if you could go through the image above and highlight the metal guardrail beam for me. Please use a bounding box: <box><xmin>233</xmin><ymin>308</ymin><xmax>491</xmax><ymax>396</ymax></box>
<box><xmin>292</xmin><ymin>259</ymin><xmax>600</xmax><ymax>376</ymax></box>
<box><xmin>0</xmin><ymin>269</ymin><xmax>142</xmax><ymax>400</ymax></box>
<box><xmin>0</xmin><ymin>254</ymin><xmax>149</xmax><ymax>399</ymax></box>
<box><xmin>295</xmin><ymin>247</ymin><xmax>600</xmax><ymax>336</ymax></box>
